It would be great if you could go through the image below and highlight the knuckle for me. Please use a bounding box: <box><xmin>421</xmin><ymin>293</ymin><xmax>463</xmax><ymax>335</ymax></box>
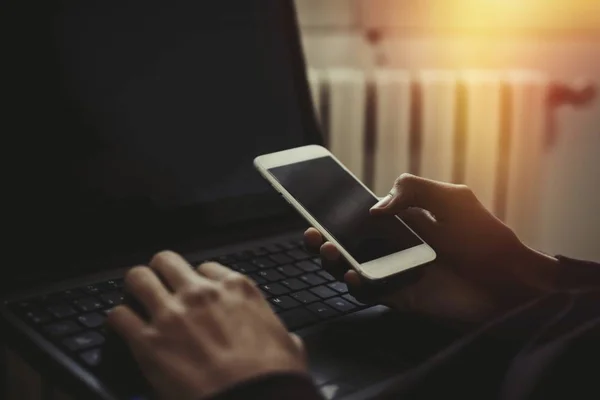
<box><xmin>455</xmin><ymin>184</ymin><xmax>476</xmax><ymax>201</ymax></box>
<box><xmin>155</xmin><ymin>303</ymin><xmax>185</xmax><ymax>326</ymax></box>
<box><xmin>182</xmin><ymin>282</ymin><xmax>221</xmax><ymax>303</ymax></box>
<box><xmin>140</xmin><ymin>327</ymin><xmax>160</xmax><ymax>344</ymax></box>
<box><xmin>395</xmin><ymin>173</ymin><xmax>416</xmax><ymax>188</ymax></box>
<box><xmin>223</xmin><ymin>273</ymin><xmax>257</xmax><ymax>293</ymax></box>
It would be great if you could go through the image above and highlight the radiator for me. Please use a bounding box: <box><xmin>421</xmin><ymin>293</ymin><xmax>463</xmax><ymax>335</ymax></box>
<box><xmin>307</xmin><ymin>68</ymin><xmax>596</xmax><ymax>251</ymax></box>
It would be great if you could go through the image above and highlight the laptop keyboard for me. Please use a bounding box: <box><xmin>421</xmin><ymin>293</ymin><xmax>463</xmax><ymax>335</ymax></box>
<box><xmin>7</xmin><ymin>239</ymin><xmax>368</xmax><ymax>370</ymax></box>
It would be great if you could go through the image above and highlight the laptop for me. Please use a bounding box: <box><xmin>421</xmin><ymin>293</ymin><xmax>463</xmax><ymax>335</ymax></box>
<box><xmin>1</xmin><ymin>1</ymin><xmax>458</xmax><ymax>399</ymax></box>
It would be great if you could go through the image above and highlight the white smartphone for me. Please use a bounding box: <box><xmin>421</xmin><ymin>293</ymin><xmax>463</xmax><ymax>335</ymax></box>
<box><xmin>254</xmin><ymin>145</ymin><xmax>436</xmax><ymax>282</ymax></box>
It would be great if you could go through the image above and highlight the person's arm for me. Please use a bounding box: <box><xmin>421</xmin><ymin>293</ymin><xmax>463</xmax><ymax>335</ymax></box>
<box><xmin>376</xmin><ymin>286</ymin><xmax>600</xmax><ymax>399</ymax></box>
<box><xmin>304</xmin><ymin>173</ymin><xmax>570</xmax><ymax>327</ymax></box>
<box><xmin>554</xmin><ymin>255</ymin><xmax>600</xmax><ymax>290</ymax></box>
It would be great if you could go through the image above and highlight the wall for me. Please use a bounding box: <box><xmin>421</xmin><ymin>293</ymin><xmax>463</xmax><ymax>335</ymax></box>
<box><xmin>295</xmin><ymin>0</ymin><xmax>600</xmax><ymax>261</ymax></box>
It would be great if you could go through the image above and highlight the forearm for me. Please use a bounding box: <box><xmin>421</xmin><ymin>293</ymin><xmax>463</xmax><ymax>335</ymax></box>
<box><xmin>514</xmin><ymin>248</ymin><xmax>600</xmax><ymax>294</ymax></box>
<box><xmin>517</xmin><ymin>248</ymin><xmax>561</xmax><ymax>294</ymax></box>
<box><xmin>554</xmin><ymin>255</ymin><xmax>600</xmax><ymax>290</ymax></box>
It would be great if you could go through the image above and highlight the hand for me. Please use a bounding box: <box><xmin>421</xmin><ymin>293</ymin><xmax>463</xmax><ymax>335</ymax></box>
<box><xmin>107</xmin><ymin>251</ymin><xmax>307</xmax><ymax>400</ymax></box>
<box><xmin>304</xmin><ymin>174</ymin><xmax>559</xmax><ymax>326</ymax></box>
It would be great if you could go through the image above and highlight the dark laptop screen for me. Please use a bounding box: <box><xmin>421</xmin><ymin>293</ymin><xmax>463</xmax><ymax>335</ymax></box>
<box><xmin>4</xmin><ymin>0</ymin><xmax>318</xmax><ymax>283</ymax></box>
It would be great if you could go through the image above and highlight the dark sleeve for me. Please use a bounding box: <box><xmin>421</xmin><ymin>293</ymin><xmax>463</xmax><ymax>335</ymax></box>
<box><xmin>554</xmin><ymin>255</ymin><xmax>600</xmax><ymax>290</ymax></box>
<box><xmin>207</xmin><ymin>373</ymin><xmax>323</xmax><ymax>400</ymax></box>
<box><xmin>380</xmin><ymin>257</ymin><xmax>600</xmax><ymax>400</ymax></box>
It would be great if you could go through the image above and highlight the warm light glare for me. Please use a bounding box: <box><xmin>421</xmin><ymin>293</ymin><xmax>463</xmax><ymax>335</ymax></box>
<box><xmin>434</xmin><ymin>0</ymin><xmax>599</xmax><ymax>32</ymax></box>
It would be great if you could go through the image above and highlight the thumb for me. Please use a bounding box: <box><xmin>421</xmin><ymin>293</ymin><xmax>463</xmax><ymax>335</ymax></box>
<box><xmin>370</xmin><ymin>188</ymin><xmax>397</xmax><ymax>211</ymax></box>
<box><xmin>370</xmin><ymin>174</ymin><xmax>454</xmax><ymax>220</ymax></box>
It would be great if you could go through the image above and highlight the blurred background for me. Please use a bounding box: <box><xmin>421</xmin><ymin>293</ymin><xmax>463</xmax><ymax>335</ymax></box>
<box><xmin>294</xmin><ymin>0</ymin><xmax>600</xmax><ymax>261</ymax></box>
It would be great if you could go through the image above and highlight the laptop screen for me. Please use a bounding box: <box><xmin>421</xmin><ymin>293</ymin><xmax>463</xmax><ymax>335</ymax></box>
<box><xmin>4</xmin><ymin>1</ymin><xmax>319</xmax><ymax>285</ymax></box>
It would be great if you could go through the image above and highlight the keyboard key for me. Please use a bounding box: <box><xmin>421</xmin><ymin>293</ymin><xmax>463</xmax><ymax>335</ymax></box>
<box><xmin>47</xmin><ymin>303</ymin><xmax>77</xmax><ymax>319</ymax></box>
<box><xmin>281</xmin><ymin>278</ymin><xmax>308</xmax><ymax>291</ymax></box>
<box><xmin>80</xmin><ymin>348</ymin><xmax>102</xmax><ymax>367</ymax></box>
<box><xmin>342</xmin><ymin>294</ymin><xmax>366</xmax><ymax>306</ymax></box>
<box><xmin>261</xmin><ymin>283</ymin><xmax>290</xmax><ymax>296</ymax></box>
<box><xmin>327</xmin><ymin>282</ymin><xmax>348</xmax><ymax>294</ymax></box>
<box><xmin>96</xmin><ymin>281</ymin><xmax>119</xmax><ymax>292</ymax></box>
<box><xmin>25</xmin><ymin>309</ymin><xmax>52</xmax><ymax>324</ymax></box>
<box><xmin>269</xmin><ymin>302</ymin><xmax>280</xmax><ymax>314</ymax></box>
<box><xmin>14</xmin><ymin>301</ymin><xmax>34</xmax><ymax>311</ymax></box>
<box><xmin>78</xmin><ymin>312</ymin><xmax>106</xmax><ymax>328</ymax></box>
<box><xmin>291</xmin><ymin>291</ymin><xmax>320</xmax><ymax>304</ymax></box>
<box><xmin>63</xmin><ymin>331</ymin><xmax>105</xmax><ymax>352</ymax></box>
<box><xmin>230</xmin><ymin>262</ymin><xmax>257</xmax><ymax>274</ymax></box>
<box><xmin>325</xmin><ymin>297</ymin><xmax>356</xmax><ymax>313</ymax></box>
<box><xmin>260</xmin><ymin>288</ymin><xmax>272</xmax><ymax>299</ymax></box>
<box><xmin>38</xmin><ymin>293</ymin><xmax>63</xmax><ymax>304</ymax></box>
<box><xmin>264</xmin><ymin>243</ymin><xmax>283</xmax><ymax>253</ymax></box>
<box><xmin>276</xmin><ymin>264</ymin><xmax>303</xmax><ymax>277</ymax></box>
<box><xmin>100</xmin><ymin>291</ymin><xmax>123</xmax><ymax>307</ymax></box>
<box><xmin>249</xmin><ymin>273</ymin><xmax>266</xmax><ymax>285</ymax></box>
<box><xmin>307</xmin><ymin>302</ymin><xmax>340</xmax><ymax>319</ymax></box>
<box><xmin>279</xmin><ymin>308</ymin><xmax>318</xmax><ymax>330</ymax></box>
<box><xmin>44</xmin><ymin>321</ymin><xmax>80</xmax><ymax>337</ymax></box>
<box><xmin>215</xmin><ymin>255</ymin><xmax>236</xmax><ymax>265</ymax></box>
<box><xmin>256</xmin><ymin>269</ymin><xmax>284</xmax><ymax>282</ymax></box>
<box><xmin>312</xmin><ymin>258</ymin><xmax>322</xmax><ymax>266</ymax></box>
<box><xmin>287</xmin><ymin>249</ymin><xmax>310</xmax><ymax>261</ymax></box>
<box><xmin>279</xmin><ymin>241</ymin><xmax>298</xmax><ymax>251</ymax></box>
<box><xmin>250</xmin><ymin>247</ymin><xmax>269</xmax><ymax>257</ymax></box>
<box><xmin>82</xmin><ymin>285</ymin><xmax>101</xmax><ymax>295</ymax></box>
<box><xmin>309</xmin><ymin>286</ymin><xmax>337</xmax><ymax>299</ymax></box>
<box><xmin>269</xmin><ymin>253</ymin><xmax>294</xmax><ymax>265</ymax></box>
<box><xmin>73</xmin><ymin>297</ymin><xmax>104</xmax><ymax>312</ymax></box>
<box><xmin>299</xmin><ymin>273</ymin><xmax>326</xmax><ymax>286</ymax></box>
<box><xmin>232</xmin><ymin>250</ymin><xmax>253</xmax><ymax>261</ymax></box>
<box><xmin>61</xmin><ymin>289</ymin><xmax>84</xmax><ymax>301</ymax></box>
<box><xmin>252</xmin><ymin>258</ymin><xmax>276</xmax><ymax>269</ymax></box>
<box><xmin>317</xmin><ymin>271</ymin><xmax>336</xmax><ymax>282</ymax></box>
<box><xmin>296</xmin><ymin>260</ymin><xmax>320</xmax><ymax>273</ymax></box>
<box><xmin>270</xmin><ymin>296</ymin><xmax>301</xmax><ymax>310</ymax></box>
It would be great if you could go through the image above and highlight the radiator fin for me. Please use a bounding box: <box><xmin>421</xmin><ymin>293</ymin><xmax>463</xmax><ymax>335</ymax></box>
<box><xmin>419</xmin><ymin>71</ymin><xmax>456</xmax><ymax>183</ymax></box>
<box><xmin>373</xmin><ymin>70</ymin><xmax>411</xmax><ymax>197</ymax></box>
<box><xmin>462</xmin><ymin>71</ymin><xmax>503</xmax><ymax>212</ymax></box>
<box><xmin>326</xmin><ymin>68</ymin><xmax>367</xmax><ymax>180</ymax></box>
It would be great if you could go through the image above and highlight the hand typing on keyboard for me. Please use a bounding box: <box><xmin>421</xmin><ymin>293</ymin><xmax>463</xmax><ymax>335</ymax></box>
<box><xmin>304</xmin><ymin>174</ymin><xmax>560</xmax><ymax>328</ymax></box>
<box><xmin>107</xmin><ymin>251</ymin><xmax>307</xmax><ymax>400</ymax></box>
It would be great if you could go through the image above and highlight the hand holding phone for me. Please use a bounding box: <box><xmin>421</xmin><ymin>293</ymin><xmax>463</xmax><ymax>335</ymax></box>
<box><xmin>254</xmin><ymin>145</ymin><xmax>436</xmax><ymax>282</ymax></box>
<box><xmin>303</xmin><ymin>171</ymin><xmax>561</xmax><ymax>326</ymax></box>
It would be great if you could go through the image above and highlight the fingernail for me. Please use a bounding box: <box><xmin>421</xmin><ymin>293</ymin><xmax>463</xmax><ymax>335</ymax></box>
<box><xmin>371</xmin><ymin>194</ymin><xmax>393</xmax><ymax>210</ymax></box>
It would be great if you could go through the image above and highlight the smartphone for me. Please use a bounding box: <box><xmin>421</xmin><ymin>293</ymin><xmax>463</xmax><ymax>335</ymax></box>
<box><xmin>254</xmin><ymin>145</ymin><xmax>436</xmax><ymax>282</ymax></box>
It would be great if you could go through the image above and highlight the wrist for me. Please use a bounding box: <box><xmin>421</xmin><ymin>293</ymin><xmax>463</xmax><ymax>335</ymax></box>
<box><xmin>513</xmin><ymin>246</ymin><xmax>560</xmax><ymax>295</ymax></box>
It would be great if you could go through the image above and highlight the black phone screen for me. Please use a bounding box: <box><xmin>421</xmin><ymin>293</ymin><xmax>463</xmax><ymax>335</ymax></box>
<box><xmin>269</xmin><ymin>156</ymin><xmax>423</xmax><ymax>263</ymax></box>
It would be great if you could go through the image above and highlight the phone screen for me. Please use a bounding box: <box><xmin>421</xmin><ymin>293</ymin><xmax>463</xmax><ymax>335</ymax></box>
<box><xmin>269</xmin><ymin>156</ymin><xmax>423</xmax><ymax>263</ymax></box>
